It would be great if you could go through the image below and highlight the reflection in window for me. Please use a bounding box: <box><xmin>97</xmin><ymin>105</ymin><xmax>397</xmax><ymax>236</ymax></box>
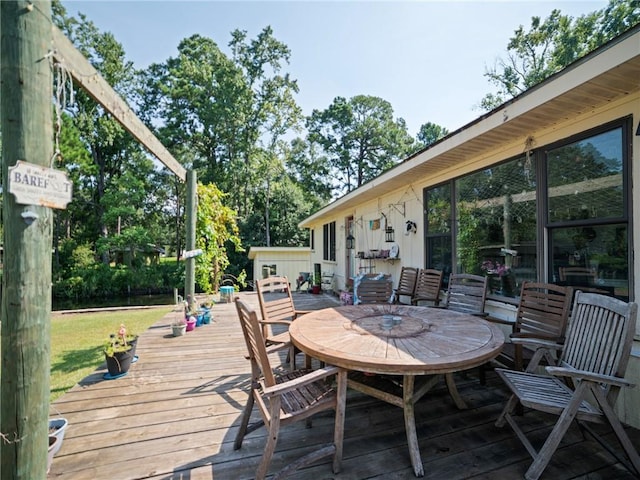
<box><xmin>547</xmin><ymin>128</ymin><xmax>623</xmax><ymax>222</ymax></box>
<box><xmin>550</xmin><ymin>224</ymin><xmax>628</xmax><ymax>298</ymax></box>
<box><xmin>455</xmin><ymin>157</ymin><xmax>538</xmax><ymax>297</ymax></box>
<box><xmin>423</xmin><ymin>120</ymin><xmax>630</xmax><ymax>301</ymax></box>
<box><xmin>426</xmin><ymin>184</ymin><xmax>452</xmax><ymax>280</ymax></box>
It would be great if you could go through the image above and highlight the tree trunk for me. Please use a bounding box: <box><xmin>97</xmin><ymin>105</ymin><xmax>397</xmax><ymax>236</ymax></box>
<box><xmin>1</xmin><ymin>1</ymin><xmax>54</xmax><ymax>478</ymax></box>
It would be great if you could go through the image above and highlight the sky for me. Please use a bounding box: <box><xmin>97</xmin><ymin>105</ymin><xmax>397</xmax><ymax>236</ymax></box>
<box><xmin>62</xmin><ymin>0</ymin><xmax>609</xmax><ymax>136</ymax></box>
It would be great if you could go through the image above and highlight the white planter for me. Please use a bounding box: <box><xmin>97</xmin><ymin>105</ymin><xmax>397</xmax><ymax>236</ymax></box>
<box><xmin>48</xmin><ymin>417</ymin><xmax>68</xmax><ymax>456</ymax></box>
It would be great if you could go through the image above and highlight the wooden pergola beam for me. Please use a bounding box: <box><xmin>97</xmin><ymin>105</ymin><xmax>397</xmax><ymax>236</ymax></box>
<box><xmin>51</xmin><ymin>25</ymin><xmax>187</xmax><ymax>181</ymax></box>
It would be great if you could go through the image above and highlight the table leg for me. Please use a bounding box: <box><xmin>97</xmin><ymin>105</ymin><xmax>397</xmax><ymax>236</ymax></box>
<box><xmin>444</xmin><ymin>372</ymin><xmax>468</xmax><ymax>410</ymax></box>
<box><xmin>403</xmin><ymin>375</ymin><xmax>424</xmax><ymax>477</ymax></box>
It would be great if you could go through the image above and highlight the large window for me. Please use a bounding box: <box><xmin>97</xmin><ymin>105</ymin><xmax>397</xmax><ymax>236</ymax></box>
<box><xmin>323</xmin><ymin>221</ymin><xmax>336</xmax><ymax>261</ymax></box>
<box><xmin>424</xmin><ymin>119</ymin><xmax>631</xmax><ymax>300</ymax></box>
<box><xmin>546</xmin><ymin>126</ymin><xmax>629</xmax><ymax>299</ymax></box>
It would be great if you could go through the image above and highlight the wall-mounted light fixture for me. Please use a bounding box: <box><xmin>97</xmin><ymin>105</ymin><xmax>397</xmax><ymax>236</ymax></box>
<box><xmin>346</xmin><ymin>234</ymin><xmax>355</xmax><ymax>250</ymax></box>
<box><xmin>385</xmin><ymin>226</ymin><xmax>395</xmax><ymax>243</ymax></box>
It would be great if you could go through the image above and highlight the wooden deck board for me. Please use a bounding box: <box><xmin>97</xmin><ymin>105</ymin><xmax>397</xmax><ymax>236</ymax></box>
<box><xmin>49</xmin><ymin>291</ymin><xmax>640</xmax><ymax>479</ymax></box>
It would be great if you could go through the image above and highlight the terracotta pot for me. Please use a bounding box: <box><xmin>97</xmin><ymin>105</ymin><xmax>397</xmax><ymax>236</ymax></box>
<box><xmin>312</xmin><ymin>285</ymin><xmax>321</xmax><ymax>294</ymax></box>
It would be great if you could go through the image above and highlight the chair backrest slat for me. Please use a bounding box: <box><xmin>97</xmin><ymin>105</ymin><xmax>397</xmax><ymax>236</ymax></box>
<box><xmin>235</xmin><ymin>298</ymin><xmax>277</xmax><ymax>387</ymax></box>
<box><xmin>395</xmin><ymin>267</ymin><xmax>418</xmax><ymax>298</ymax></box>
<box><xmin>412</xmin><ymin>269</ymin><xmax>443</xmax><ymax>305</ymax></box>
<box><xmin>515</xmin><ymin>282</ymin><xmax>572</xmax><ymax>342</ymax></box>
<box><xmin>256</xmin><ymin>276</ymin><xmax>296</xmax><ymax>325</ymax></box>
<box><xmin>560</xmin><ymin>291</ymin><xmax>637</xmax><ymax>402</ymax></box>
<box><xmin>444</xmin><ymin>273</ymin><xmax>488</xmax><ymax>315</ymax></box>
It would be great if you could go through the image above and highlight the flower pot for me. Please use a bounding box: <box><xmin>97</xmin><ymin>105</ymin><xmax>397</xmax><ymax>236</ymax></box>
<box><xmin>312</xmin><ymin>285</ymin><xmax>321</xmax><ymax>294</ymax></box>
<box><xmin>201</xmin><ymin>308</ymin><xmax>212</xmax><ymax>324</ymax></box>
<box><xmin>186</xmin><ymin>317</ymin><xmax>197</xmax><ymax>331</ymax></box>
<box><xmin>104</xmin><ymin>347</ymin><xmax>134</xmax><ymax>377</ymax></box>
<box><xmin>172</xmin><ymin>323</ymin><xmax>187</xmax><ymax>336</ymax></box>
<box><xmin>48</xmin><ymin>418</ymin><xmax>68</xmax><ymax>457</ymax></box>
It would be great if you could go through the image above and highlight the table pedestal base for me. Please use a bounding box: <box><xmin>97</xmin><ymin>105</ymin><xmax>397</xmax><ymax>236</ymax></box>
<box><xmin>348</xmin><ymin>372</ymin><xmax>468</xmax><ymax>477</ymax></box>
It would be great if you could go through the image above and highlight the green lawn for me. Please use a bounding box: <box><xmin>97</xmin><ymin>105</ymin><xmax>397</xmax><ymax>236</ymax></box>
<box><xmin>50</xmin><ymin>307</ymin><xmax>172</xmax><ymax>402</ymax></box>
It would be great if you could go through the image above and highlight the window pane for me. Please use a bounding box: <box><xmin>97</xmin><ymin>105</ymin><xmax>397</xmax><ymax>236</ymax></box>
<box><xmin>455</xmin><ymin>156</ymin><xmax>537</xmax><ymax>297</ymax></box>
<box><xmin>427</xmin><ymin>184</ymin><xmax>451</xmax><ymax>234</ymax></box>
<box><xmin>547</xmin><ymin>128</ymin><xmax>623</xmax><ymax>223</ymax></box>
<box><xmin>550</xmin><ymin>223</ymin><xmax>629</xmax><ymax>300</ymax></box>
<box><xmin>426</xmin><ymin>235</ymin><xmax>452</xmax><ymax>284</ymax></box>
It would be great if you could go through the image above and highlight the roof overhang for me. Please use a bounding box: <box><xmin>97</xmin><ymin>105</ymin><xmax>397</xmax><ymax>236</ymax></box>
<box><xmin>300</xmin><ymin>26</ymin><xmax>640</xmax><ymax>228</ymax></box>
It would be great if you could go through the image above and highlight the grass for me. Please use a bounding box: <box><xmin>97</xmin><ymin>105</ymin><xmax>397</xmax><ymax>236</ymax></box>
<box><xmin>50</xmin><ymin>307</ymin><xmax>172</xmax><ymax>402</ymax></box>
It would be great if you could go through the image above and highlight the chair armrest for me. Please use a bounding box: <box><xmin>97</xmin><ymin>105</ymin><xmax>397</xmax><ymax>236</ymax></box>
<box><xmin>510</xmin><ymin>337</ymin><xmax>562</xmax><ymax>351</ymax></box>
<box><xmin>546</xmin><ymin>366</ymin><xmax>634</xmax><ymax>388</ymax></box>
<box><xmin>265</xmin><ymin>342</ymin><xmax>291</xmax><ymax>354</ymax></box>
<box><xmin>262</xmin><ymin>365</ymin><xmax>340</xmax><ymax>397</ymax></box>
<box><xmin>259</xmin><ymin>319</ymin><xmax>293</xmax><ymax>326</ymax></box>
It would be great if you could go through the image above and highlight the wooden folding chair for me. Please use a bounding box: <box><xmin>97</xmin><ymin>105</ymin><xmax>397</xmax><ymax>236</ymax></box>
<box><xmin>494</xmin><ymin>281</ymin><xmax>573</xmax><ymax>372</ymax></box>
<box><xmin>256</xmin><ymin>276</ymin><xmax>310</xmax><ymax>369</ymax></box>
<box><xmin>411</xmin><ymin>268</ymin><xmax>443</xmax><ymax>306</ymax></box>
<box><xmin>234</xmin><ymin>298</ymin><xmax>347</xmax><ymax>480</ymax></box>
<box><xmin>392</xmin><ymin>266</ymin><xmax>418</xmax><ymax>304</ymax></box>
<box><xmin>495</xmin><ymin>291</ymin><xmax>640</xmax><ymax>480</ymax></box>
<box><xmin>442</xmin><ymin>273</ymin><xmax>488</xmax><ymax>316</ymax></box>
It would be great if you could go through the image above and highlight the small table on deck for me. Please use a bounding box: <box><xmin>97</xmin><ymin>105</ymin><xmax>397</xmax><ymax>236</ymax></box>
<box><xmin>289</xmin><ymin>304</ymin><xmax>505</xmax><ymax>477</ymax></box>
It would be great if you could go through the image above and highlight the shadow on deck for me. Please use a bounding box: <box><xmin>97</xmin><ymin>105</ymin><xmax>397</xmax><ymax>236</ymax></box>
<box><xmin>48</xmin><ymin>291</ymin><xmax>640</xmax><ymax>479</ymax></box>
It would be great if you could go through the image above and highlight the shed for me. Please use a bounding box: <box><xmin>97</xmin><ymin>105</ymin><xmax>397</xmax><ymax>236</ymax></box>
<box><xmin>248</xmin><ymin>247</ymin><xmax>312</xmax><ymax>289</ymax></box>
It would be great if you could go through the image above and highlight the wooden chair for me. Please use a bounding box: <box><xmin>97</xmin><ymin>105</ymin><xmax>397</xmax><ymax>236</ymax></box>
<box><xmin>256</xmin><ymin>276</ymin><xmax>310</xmax><ymax>369</ymax></box>
<box><xmin>234</xmin><ymin>298</ymin><xmax>347</xmax><ymax>480</ymax></box>
<box><xmin>441</xmin><ymin>273</ymin><xmax>488</xmax><ymax>316</ymax></box>
<box><xmin>559</xmin><ymin>266</ymin><xmax>598</xmax><ymax>283</ymax></box>
<box><xmin>392</xmin><ymin>266</ymin><xmax>418</xmax><ymax>304</ymax></box>
<box><xmin>495</xmin><ymin>281</ymin><xmax>573</xmax><ymax>372</ymax></box>
<box><xmin>495</xmin><ymin>292</ymin><xmax>640</xmax><ymax>480</ymax></box>
<box><xmin>411</xmin><ymin>268</ymin><xmax>443</xmax><ymax>306</ymax></box>
<box><xmin>354</xmin><ymin>274</ymin><xmax>393</xmax><ymax>304</ymax></box>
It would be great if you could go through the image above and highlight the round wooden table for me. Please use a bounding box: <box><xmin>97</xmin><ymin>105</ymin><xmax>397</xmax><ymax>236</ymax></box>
<box><xmin>289</xmin><ymin>304</ymin><xmax>504</xmax><ymax>477</ymax></box>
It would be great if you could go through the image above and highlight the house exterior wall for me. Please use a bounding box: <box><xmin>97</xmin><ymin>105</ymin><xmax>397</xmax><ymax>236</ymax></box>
<box><xmin>305</xmin><ymin>91</ymin><xmax>640</xmax><ymax>427</ymax></box>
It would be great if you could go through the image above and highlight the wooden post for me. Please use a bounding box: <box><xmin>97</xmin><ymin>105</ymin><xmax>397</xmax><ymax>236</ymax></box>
<box><xmin>184</xmin><ymin>170</ymin><xmax>197</xmax><ymax>308</ymax></box>
<box><xmin>1</xmin><ymin>1</ymin><xmax>53</xmax><ymax>478</ymax></box>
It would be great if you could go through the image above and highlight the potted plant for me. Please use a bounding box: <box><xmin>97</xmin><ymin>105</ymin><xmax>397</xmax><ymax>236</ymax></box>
<box><xmin>312</xmin><ymin>273</ymin><xmax>322</xmax><ymax>294</ymax></box>
<box><xmin>172</xmin><ymin>317</ymin><xmax>187</xmax><ymax>336</ymax></box>
<box><xmin>103</xmin><ymin>324</ymin><xmax>136</xmax><ymax>379</ymax></box>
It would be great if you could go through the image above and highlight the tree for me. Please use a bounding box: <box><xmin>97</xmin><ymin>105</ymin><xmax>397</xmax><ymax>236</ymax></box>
<box><xmin>307</xmin><ymin>95</ymin><xmax>414</xmax><ymax>196</ymax></box>
<box><xmin>194</xmin><ymin>183</ymin><xmax>243</xmax><ymax>292</ymax></box>
<box><xmin>479</xmin><ymin>0</ymin><xmax>640</xmax><ymax>111</ymax></box>
<box><xmin>416</xmin><ymin>122</ymin><xmax>450</xmax><ymax>150</ymax></box>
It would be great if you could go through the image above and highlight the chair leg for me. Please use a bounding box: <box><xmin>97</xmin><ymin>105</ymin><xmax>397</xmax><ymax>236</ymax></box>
<box><xmin>591</xmin><ymin>385</ymin><xmax>640</xmax><ymax>476</ymax></box>
<box><xmin>525</xmin><ymin>382</ymin><xmax>587</xmax><ymax>480</ymax></box>
<box><xmin>256</xmin><ymin>401</ymin><xmax>282</xmax><ymax>480</ymax></box>
<box><xmin>332</xmin><ymin>369</ymin><xmax>347</xmax><ymax>474</ymax></box>
<box><xmin>234</xmin><ymin>390</ymin><xmax>255</xmax><ymax>450</ymax></box>
<box><xmin>495</xmin><ymin>393</ymin><xmax>520</xmax><ymax>428</ymax></box>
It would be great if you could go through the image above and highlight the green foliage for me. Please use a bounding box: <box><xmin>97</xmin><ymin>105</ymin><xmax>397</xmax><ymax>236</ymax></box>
<box><xmin>415</xmin><ymin>122</ymin><xmax>449</xmax><ymax>150</ymax></box>
<box><xmin>480</xmin><ymin>0</ymin><xmax>640</xmax><ymax>110</ymax></box>
<box><xmin>307</xmin><ymin>95</ymin><xmax>415</xmax><ymax>195</ymax></box>
<box><xmin>195</xmin><ymin>183</ymin><xmax>243</xmax><ymax>292</ymax></box>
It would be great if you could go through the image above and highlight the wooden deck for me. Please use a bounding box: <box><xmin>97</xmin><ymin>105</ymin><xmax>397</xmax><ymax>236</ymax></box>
<box><xmin>49</xmin><ymin>292</ymin><xmax>640</xmax><ymax>479</ymax></box>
